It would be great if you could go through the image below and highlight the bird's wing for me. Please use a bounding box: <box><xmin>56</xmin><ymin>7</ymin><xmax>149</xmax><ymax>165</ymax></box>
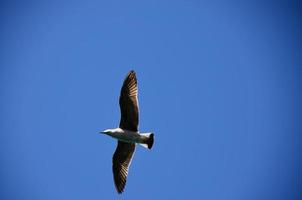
<box><xmin>119</xmin><ymin>70</ymin><xmax>139</xmax><ymax>132</ymax></box>
<box><xmin>112</xmin><ymin>141</ymin><xmax>136</xmax><ymax>193</ymax></box>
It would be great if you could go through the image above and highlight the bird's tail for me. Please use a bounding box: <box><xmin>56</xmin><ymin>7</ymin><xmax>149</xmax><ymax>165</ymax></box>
<box><xmin>139</xmin><ymin>133</ymin><xmax>154</xmax><ymax>149</ymax></box>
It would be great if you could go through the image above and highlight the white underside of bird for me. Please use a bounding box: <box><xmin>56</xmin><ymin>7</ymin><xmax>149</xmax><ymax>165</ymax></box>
<box><xmin>101</xmin><ymin>128</ymin><xmax>154</xmax><ymax>149</ymax></box>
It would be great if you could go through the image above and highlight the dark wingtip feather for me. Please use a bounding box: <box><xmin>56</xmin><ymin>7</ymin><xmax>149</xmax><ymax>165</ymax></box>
<box><xmin>123</xmin><ymin>70</ymin><xmax>137</xmax><ymax>83</ymax></box>
<box><xmin>116</xmin><ymin>187</ymin><xmax>124</xmax><ymax>194</ymax></box>
<box><xmin>127</xmin><ymin>70</ymin><xmax>136</xmax><ymax>77</ymax></box>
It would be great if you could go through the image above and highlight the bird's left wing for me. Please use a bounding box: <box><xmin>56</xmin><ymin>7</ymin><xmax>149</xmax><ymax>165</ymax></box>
<box><xmin>112</xmin><ymin>141</ymin><xmax>136</xmax><ymax>193</ymax></box>
<box><xmin>119</xmin><ymin>70</ymin><xmax>139</xmax><ymax>132</ymax></box>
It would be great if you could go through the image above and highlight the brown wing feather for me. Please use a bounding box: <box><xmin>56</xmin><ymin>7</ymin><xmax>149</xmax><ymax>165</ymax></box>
<box><xmin>112</xmin><ymin>141</ymin><xmax>135</xmax><ymax>193</ymax></box>
<box><xmin>119</xmin><ymin>70</ymin><xmax>139</xmax><ymax>132</ymax></box>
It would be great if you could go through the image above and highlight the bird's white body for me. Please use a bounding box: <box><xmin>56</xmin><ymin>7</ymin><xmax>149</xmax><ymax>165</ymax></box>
<box><xmin>102</xmin><ymin>128</ymin><xmax>153</xmax><ymax>148</ymax></box>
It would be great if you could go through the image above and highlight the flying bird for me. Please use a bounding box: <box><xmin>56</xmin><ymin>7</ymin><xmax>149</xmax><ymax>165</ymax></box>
<box><xmin>100</xmin><ymin>70</ymin><xmax>154</xmax><ymax>193</ymax></box>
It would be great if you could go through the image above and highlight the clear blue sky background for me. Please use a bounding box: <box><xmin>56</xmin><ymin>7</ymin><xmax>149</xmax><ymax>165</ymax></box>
<box><xmin>1</xmin><ymin>1</ymin><xmax>302</xmax><ymax>199</ymax></box>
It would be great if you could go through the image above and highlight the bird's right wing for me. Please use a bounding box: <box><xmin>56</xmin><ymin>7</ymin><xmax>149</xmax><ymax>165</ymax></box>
<box><xmin>119</xmin><ymin>70</ymin><xmax>139</xmax><ymax>132</ymax></box>
<box><xmin>112</xmin><ymin>141</ymin><xmax>136</xmax><ymax>193</ymax></box>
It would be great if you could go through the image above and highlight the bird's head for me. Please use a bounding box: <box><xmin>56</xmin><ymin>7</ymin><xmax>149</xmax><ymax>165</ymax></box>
<box><xmin>100</xmin><ymin>129</ymin><xmax>113</xmax><ymax>135</ymax></box>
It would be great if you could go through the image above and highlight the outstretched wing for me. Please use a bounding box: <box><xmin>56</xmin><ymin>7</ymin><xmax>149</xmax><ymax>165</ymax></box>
<box><xmin>112</xmin><ymin>141</ymin><xmax>136</xmax><ymax>193</ymax></box>
<box><xmin>119</xmin><ymin>70</ymin><xmax>139</xmax><ymax>132</ymax></box>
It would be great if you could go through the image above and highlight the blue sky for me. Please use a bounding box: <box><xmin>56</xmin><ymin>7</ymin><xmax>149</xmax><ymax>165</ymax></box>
<box><xmin>1</xmin><ymin>1</ymin><xmax>302</xmax><ymax>199</ymax></box>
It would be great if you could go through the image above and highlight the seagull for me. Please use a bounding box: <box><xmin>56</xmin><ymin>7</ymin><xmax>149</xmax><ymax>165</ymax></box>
<box><xmin>100</xmin><ymin>70</ymin><xmax>154</xmax><ymax>194</ymax></box>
